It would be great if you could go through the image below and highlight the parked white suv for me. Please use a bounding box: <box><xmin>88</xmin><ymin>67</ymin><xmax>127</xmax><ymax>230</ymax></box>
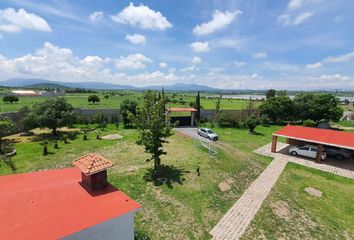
<box><xmin>288</xmin><ymin>145</ymin><xmax>327</xmax><ymax>160</ymax></box>
<box><xmin>197</xmin><ymin>128</ymin><xmax>219</xmax><ymax>141</ymax></box>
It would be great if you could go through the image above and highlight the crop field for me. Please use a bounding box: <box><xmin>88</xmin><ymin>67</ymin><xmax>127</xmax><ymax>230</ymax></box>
<box><xmin>0</xmin><ymin>92</ymin><xmax>261</xmax><ymax>112</ymax></box>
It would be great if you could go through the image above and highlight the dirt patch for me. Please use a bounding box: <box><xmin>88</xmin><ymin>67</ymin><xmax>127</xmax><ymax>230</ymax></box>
<box><xmin>305</xmin><ymin>187</ymin><xmax>323</xmax><ymax>197</ymax></box>
<box><xmin>218</xmin><ymin>181</ymin><xmax>231</xmax><ymax>192</ymax></box>
<box><xmin>101</xmin><ymin>133</ymin><xmax>123</xmax><ymax>140</ymax></box>
<box><xmin>271</xmin><ymin>200</ymin><xmax>290</xmax><ymax>220</ymax></box>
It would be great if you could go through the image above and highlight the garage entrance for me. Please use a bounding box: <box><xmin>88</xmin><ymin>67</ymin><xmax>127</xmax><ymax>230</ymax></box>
<box><xmin>272</xmin><ymin>125</ymin><xmax>354</xmax><ymax>163</ymax></box>
<box><xmin>167</xmin><ymin>108</ymin><xmax>197</xmax><ymax>127</ymax></box>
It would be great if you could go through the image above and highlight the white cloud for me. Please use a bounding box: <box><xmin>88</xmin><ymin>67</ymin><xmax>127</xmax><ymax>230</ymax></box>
<box><xmin>323</xmin><ymin>51</ymin><xmax>354</xmax><ymax>63</ymax></box>
<box><xmin>125</xmin><ymin>33</ymin><xmax>146</xmax><ymax>44</ymax></box>
<box><xmin>180</xmin><ymin>65</ymin><xmax>198</xmax><ymax>72</ymax></box>
<box><xmin>111</xmin><ymin>3</ymin><xmax>172</xmax><ymax>31</ymax></box>
<box><xmin>288</xmin><ymin>0</ymin><xmax>304</xmax><ymax>10</ymax></box>
<box><xmin>159</xmin><ymin>62</ymin><xmax>167</xmax><ymax>68</ymax></box>
<box><xmin>320</xmin><ymin>74</ymin><xmax>352</xmax><ymax>81</ymax></box>
<box><xmin>277</xmin><ymin>12</ymin><xmax>314</xmax><ymax>26</ymax></box>
<box><xmin>190</xmin><ymin>41</ymin><xmax>210</xmax><ymax>52</ymax></box>
<box><xmin>193</xmin><ymin>10</ymin><xmax>241</xmax><ymax>36</ymax></box>
<box><xmin>192</xmin><ymin>56</ymin><xmax>202</xmax><ymax>65</ymax></box>
<box><xmin>89</xmin><ymin>11</ymin><xmax>103</xmax><ymax>22</ymax></box>
<box><xmin>0</xmin><ymin>8</ymin><xmax>51</xmax><ymax>35</ymax></box>
<box><xmin>252</xmin><ymin>52</ymin><xmax>267</xmax><ymax>58</ymax></box>
<box><xmin>115</xmin><ymin>53</ymin><xmax>153</xmax><ymax>69</ymax></box>
<box><xmin>234</xmin><ymin>61</ymin><xmax>247</xmax><ymax>67</ymax></box>
<box><xmin>306</xmin><ymin>62</ymin><xmax>322</xmax><ymax>69</ymax></box>
<box><xmin>293</xmin><ymin>12</ymin><xmax>314</xmax><ymax>25</ymax></box>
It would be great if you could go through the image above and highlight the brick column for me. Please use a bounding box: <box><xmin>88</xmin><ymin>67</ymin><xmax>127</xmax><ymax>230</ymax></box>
<box><xmin>315</xmin><ymin>144</ymin><xmax>324</xmax><ymax>163</ymax></box>
<box><xmin>271</xmin><ymin>135</ymin><xmax>278</xmax><ymax>153</ymax></box>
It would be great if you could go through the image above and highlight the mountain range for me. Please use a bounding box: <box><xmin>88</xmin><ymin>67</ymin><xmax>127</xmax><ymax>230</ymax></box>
<box><xmin>0</xmin><ymin>78</ymin><xmax>218</xmax><ymax>91</ymax></box>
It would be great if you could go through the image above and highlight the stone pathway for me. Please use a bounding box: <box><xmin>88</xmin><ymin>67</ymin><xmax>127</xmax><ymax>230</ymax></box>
<box><xmin>210</xmin><ymin>157</ymin><xmax>288</xmax><ymax>239</ymax></box>
<box><xmin>210</xmin><ymin>142</ymin><xmax>354</xmax><ymax>240</ymax></box>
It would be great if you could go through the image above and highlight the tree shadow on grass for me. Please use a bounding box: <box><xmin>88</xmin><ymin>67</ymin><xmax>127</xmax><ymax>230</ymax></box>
<box><xmin>143</xmin><ymin>164</ymin><xmax>190</xmax><ymax>189</ymax></box>
<box><xmin>250</xmin><ymin>131</ymin><xmax>264</xmax><ymax>136</ymax></box>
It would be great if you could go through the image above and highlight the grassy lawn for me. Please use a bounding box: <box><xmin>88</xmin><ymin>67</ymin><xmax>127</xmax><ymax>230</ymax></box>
<box><xmin>242</xmin><ymin>163</ymin><xmax>354</xmax><ymax>239</ymax></box>
<box><xmin>0</xmin><ymin>124</ymin><xmax>276</xmax><ymax>239</ymax></box>
<box><xmin>0</xmin><ymin>92</ymin><xmax>259</xmax><ymax>112</ymax></box>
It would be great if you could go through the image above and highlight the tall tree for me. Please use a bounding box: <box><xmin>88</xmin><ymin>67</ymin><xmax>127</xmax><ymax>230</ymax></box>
<box><xmin>0</xmin><ymin>117</ymin><xmax>14</xmax><ymax>154</ymax></box>
<box><xmin>3</xmin><ymin>95</ymin><xmax>19</xmax><ymax>104</ymax></box>
<box><xmin>24</xmin><ymin>98</ymin><xmax>75</xmax><ymax>135</ymax></box>
<box><xmin>294</xmin><ymin>93</ymin><xmax>343</xmax><ymax>124</ymax></box>
<box><xmin>120</xmin><ymin>99</ymin><xmax>138</xmax><ymax>128</ymax></box>
<box><xmin>133</xmin><ymin>91</ymin><xmax>173</xmax><ymax>172</ymax></box>
<box><xmin>195</xmin><ymin>91</ymin><xmax>201</xmax><ymax>122</ymax></box>
<box><xmin>259</xmin><ymin>96</ymin><xmax>294</xmax><ymax>123</ymax></box>
<box><xmin>266</xmin><ymin>89</ymin><xmax>276</xmax><ymax>99</ymax></box>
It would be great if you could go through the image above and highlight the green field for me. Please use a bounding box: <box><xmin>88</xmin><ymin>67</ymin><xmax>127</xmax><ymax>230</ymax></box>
<box><xmin>2</xmin><ymin>123</ymin><xmax>354</xmax><ymax>239</ymax></box>
<box><xmin>0</xmin><ymin>92</ymin><xmax>260</xmax><ymax>113</ymax></box>
<box><xmin>243</xmin><ymin>163</ymin><xmax>354</xmax><ymax>239</ymax></box>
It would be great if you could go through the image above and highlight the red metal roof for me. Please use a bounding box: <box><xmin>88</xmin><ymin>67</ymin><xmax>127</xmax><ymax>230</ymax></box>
<box><xmin>167</xmin><ymin>107</ymin><xmax>197</xmax><ymax>112</ymax></box>
<box><xmin>274</xmin><ymin>125</ymin><xmax>354</xmax><ymax>150</ymax></box>
<box><xmin>0</xmin><ymin>168</ymin><xmax>141</xmax><ymax>240</ymax></box>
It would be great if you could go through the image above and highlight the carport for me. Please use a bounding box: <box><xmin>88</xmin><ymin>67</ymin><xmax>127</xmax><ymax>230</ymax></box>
<box><xmin>167</xmin><ymin>108</ymin><xmax>197</xmax><ymax>127</ymax></box>
<box><xmin>271</xmin><ymin>125</ymin><xmax>354</xmax><ymax>163</ymax></box>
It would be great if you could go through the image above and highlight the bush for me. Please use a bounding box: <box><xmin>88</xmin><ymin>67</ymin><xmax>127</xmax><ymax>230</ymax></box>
<box><xmin>245</xmin><ymin>117</ymin><xmax>262</xmax><ymax>133</ymax></box>
<box><xmin>303</xmin><ymin>119</ymin><xmax>316</xmax><ymax>127</ymax></box>
<box><xmin>3</xmin><ymin>95</ymin><xmax>19</xmax><ymax>103</ymax></box>
<box><xmin>217</xmin><ymin>112</ymin><xmax>239</xmax><ymax>128</ymax></box>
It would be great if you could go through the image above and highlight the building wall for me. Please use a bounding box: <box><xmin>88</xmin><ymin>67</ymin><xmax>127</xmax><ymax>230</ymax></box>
<box><xmin>61</xmin><ymin>211</ymin><xmax>136</xmax><ymax>240</ymax></box>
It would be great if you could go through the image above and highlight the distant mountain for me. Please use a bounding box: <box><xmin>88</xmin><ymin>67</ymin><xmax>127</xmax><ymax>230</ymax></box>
<box><xmin>0</xmin><ymin>78</ymin><xmax>218</xmax><ymax>91</ymax></box>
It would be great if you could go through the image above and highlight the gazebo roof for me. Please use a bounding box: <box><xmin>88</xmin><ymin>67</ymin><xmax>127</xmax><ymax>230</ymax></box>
<box><xmin>73</xmin><ymin>153</ymin><xmax>114</xmax><ymax>175</ymax></box>
<box><xmin>274</xmin><ymin>125</ymin><xmax>354</xmax><ymax>150</ymax></box>
<box><xmin>167</xmin><ymin>107</ymin><xmax>197</xmax><ymax>112</ymax></box>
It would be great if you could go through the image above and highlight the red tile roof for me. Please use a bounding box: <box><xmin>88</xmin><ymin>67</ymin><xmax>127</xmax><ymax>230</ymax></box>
<box><xmin>73</xmin><ymin>153</ymin><xmax>113</xmax><ymax>175</ymax></box>
<box><xmin>167</xmin><ymin>107</ymin><xmax>197</xmax><ymax>112</ymax></box>
<box><xmin>274</xmin><ymin>125</ymin><xmax>354</xmax><ymax>150</ymax></box>
<box><xmin>0</xmin><ymin>168</ymin><xmax>141</xmax><ymax>240</ymax></box>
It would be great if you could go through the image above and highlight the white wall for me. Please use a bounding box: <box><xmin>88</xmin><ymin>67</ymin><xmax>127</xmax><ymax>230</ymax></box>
<box><xmin>61</xmin><ymin>212</ymin><xmax>135</xmax><ymax>240</ymax></box>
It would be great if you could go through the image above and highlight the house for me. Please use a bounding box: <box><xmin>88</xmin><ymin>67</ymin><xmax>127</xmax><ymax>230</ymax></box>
<box><xmin>0</xmin><ymin>153</ymin><xmax>141</xmax><ymax>240</ymax></box>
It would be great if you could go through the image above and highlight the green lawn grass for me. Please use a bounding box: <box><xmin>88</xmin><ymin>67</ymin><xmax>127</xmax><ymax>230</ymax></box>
<box><xmin>0</xmin><ymin>123</ymin><xmax>275</xmax><ymax>239</ymax></box>
<box><xmin>243</xmin><ymin>163</ymin><xmax>354</xmax><ymax>239</ymax></box>
<box><xmin>0</xmin><ymin>92</ymin><xmax>259</xmax><ymax>112</ymax></box>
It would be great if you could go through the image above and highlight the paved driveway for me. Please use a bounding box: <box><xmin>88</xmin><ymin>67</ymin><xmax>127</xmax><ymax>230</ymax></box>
<box><xmin>175</xmin><ymin>127</ymin><xmax>212</xmax><ymax>142</ymax></box>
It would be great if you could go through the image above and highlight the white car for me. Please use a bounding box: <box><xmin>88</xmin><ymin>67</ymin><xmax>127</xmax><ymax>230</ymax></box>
<box><xmin>197</xmin><ymin>128</ymin><xmax>219</xmax><ymax>141</ymax></box>
<box><xmin>288</xmin><ymin>145</ymin><xmax>327</xmax><ymax>160</ymax></box>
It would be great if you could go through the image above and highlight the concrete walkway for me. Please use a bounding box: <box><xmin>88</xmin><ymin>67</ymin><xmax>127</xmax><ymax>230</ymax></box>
<box><xmin>210</xmin><ymin>142</ymin><xmax>354</xmax><ymax>240</ymax></box>
<box><xmin>210</xmin><ymin>157</ymin><xmax>288</xmax><ymax>239</ymax></box>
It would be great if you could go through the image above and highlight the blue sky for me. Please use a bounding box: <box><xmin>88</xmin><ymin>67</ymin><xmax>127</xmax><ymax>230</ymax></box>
<box><xmin>0</xmin><ymin>0</ymin><xmax>353</xmax><ymax>90</ymax></box>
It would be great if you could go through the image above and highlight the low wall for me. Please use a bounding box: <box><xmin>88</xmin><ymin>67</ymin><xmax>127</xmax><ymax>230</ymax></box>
<box><xmin>199</xmin><ymin>109</ymin><xmax>260</xmax><ymax>120</ymax></box>
<box><xmin>73</xmin><ymin>108</ymin><xmax>120</xmax><ymax>120</ymax></box>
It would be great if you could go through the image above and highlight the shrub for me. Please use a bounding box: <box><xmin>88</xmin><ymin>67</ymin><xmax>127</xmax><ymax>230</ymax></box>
<box><xmin>303</xmin><ymin>119</ymin><xmax>316</xmax><ymax>127</ymax></box>
<box><xmin>3</xmin><ymin>95</ymin><xmax>19</xmax><ymax>103</ymax></box>
<box><xmin>217</xmin><ymin>112</ymin><xmax>239</xmax><ymax>128</ymax></box>
<box><xmin>245</xmin><ymin>117</ymin><xmax>262</xmax><ymax>133</ymax></box>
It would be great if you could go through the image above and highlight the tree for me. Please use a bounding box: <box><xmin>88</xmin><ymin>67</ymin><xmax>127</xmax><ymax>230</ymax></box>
<box><xmin>259</xmin><ymin>96</ymin><xmax>294</xmax><ymax>123</ymax></box>
<box><xmin>88</xmin><ymin>95</ymin><xmax>100</xmax><ymax>104</ymax></box>
<box><xmin>24</xmin><ymin>98</ymin><xmax>75</xmax><ymax>135</ymax></box>
<box><xmin>0</xmin><ymin>117</ymin><xmax>14</xmax><ymax>154</ymax></box>
<box><xmin>195</xmin><ymin>91</ymin><xmax>201</xmax><ymax>122</ymax></box>
<box><xmin>133</xmin><ymin>91</ymin><xmax>173</xmax><ymax>172</ymax></box>
<box><xmin>245</xmin><ymin>117</ymin><xmax>262</xmax><ymax>133</ymax></box>
<box><xmin>3</xmin><ymin>95</ymin><xmax>19</xmax><ymax>104</ymax></box>
<box><xmin>293</xmin><ymin>93</ymin><xmax>343</xmax><ymax>124</ymax></box>
<box><xmin>266</xmin><ymin>89</ymin><xmax>276</xmax><ymax>99</ymax></box>
<box><xmin>215</xmin><ymin>95</ymin><xmax>221</xmax><ymax>112</ymax></box>
<box><xmin>120</xmin><ymin>99</ymin><xmax>138</xmax><ymax>128</ymax></box>
<box><xmin>277</xmin><ymin>90</ymin><xmax>288</xmax><ymax>97</ymax></box>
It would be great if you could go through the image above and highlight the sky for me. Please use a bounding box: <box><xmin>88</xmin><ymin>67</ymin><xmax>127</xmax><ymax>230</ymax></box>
<box><xmin>0</xmin><ymin>0</ymin><xmax>354</xmax><ymax>90</ymax></box>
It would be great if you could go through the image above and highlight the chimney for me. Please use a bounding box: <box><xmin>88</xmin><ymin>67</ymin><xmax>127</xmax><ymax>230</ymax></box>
<box><xmin>73</xmin><ymin>153</ymin><xmax>114</xmax><ymax>192</ymax></box>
